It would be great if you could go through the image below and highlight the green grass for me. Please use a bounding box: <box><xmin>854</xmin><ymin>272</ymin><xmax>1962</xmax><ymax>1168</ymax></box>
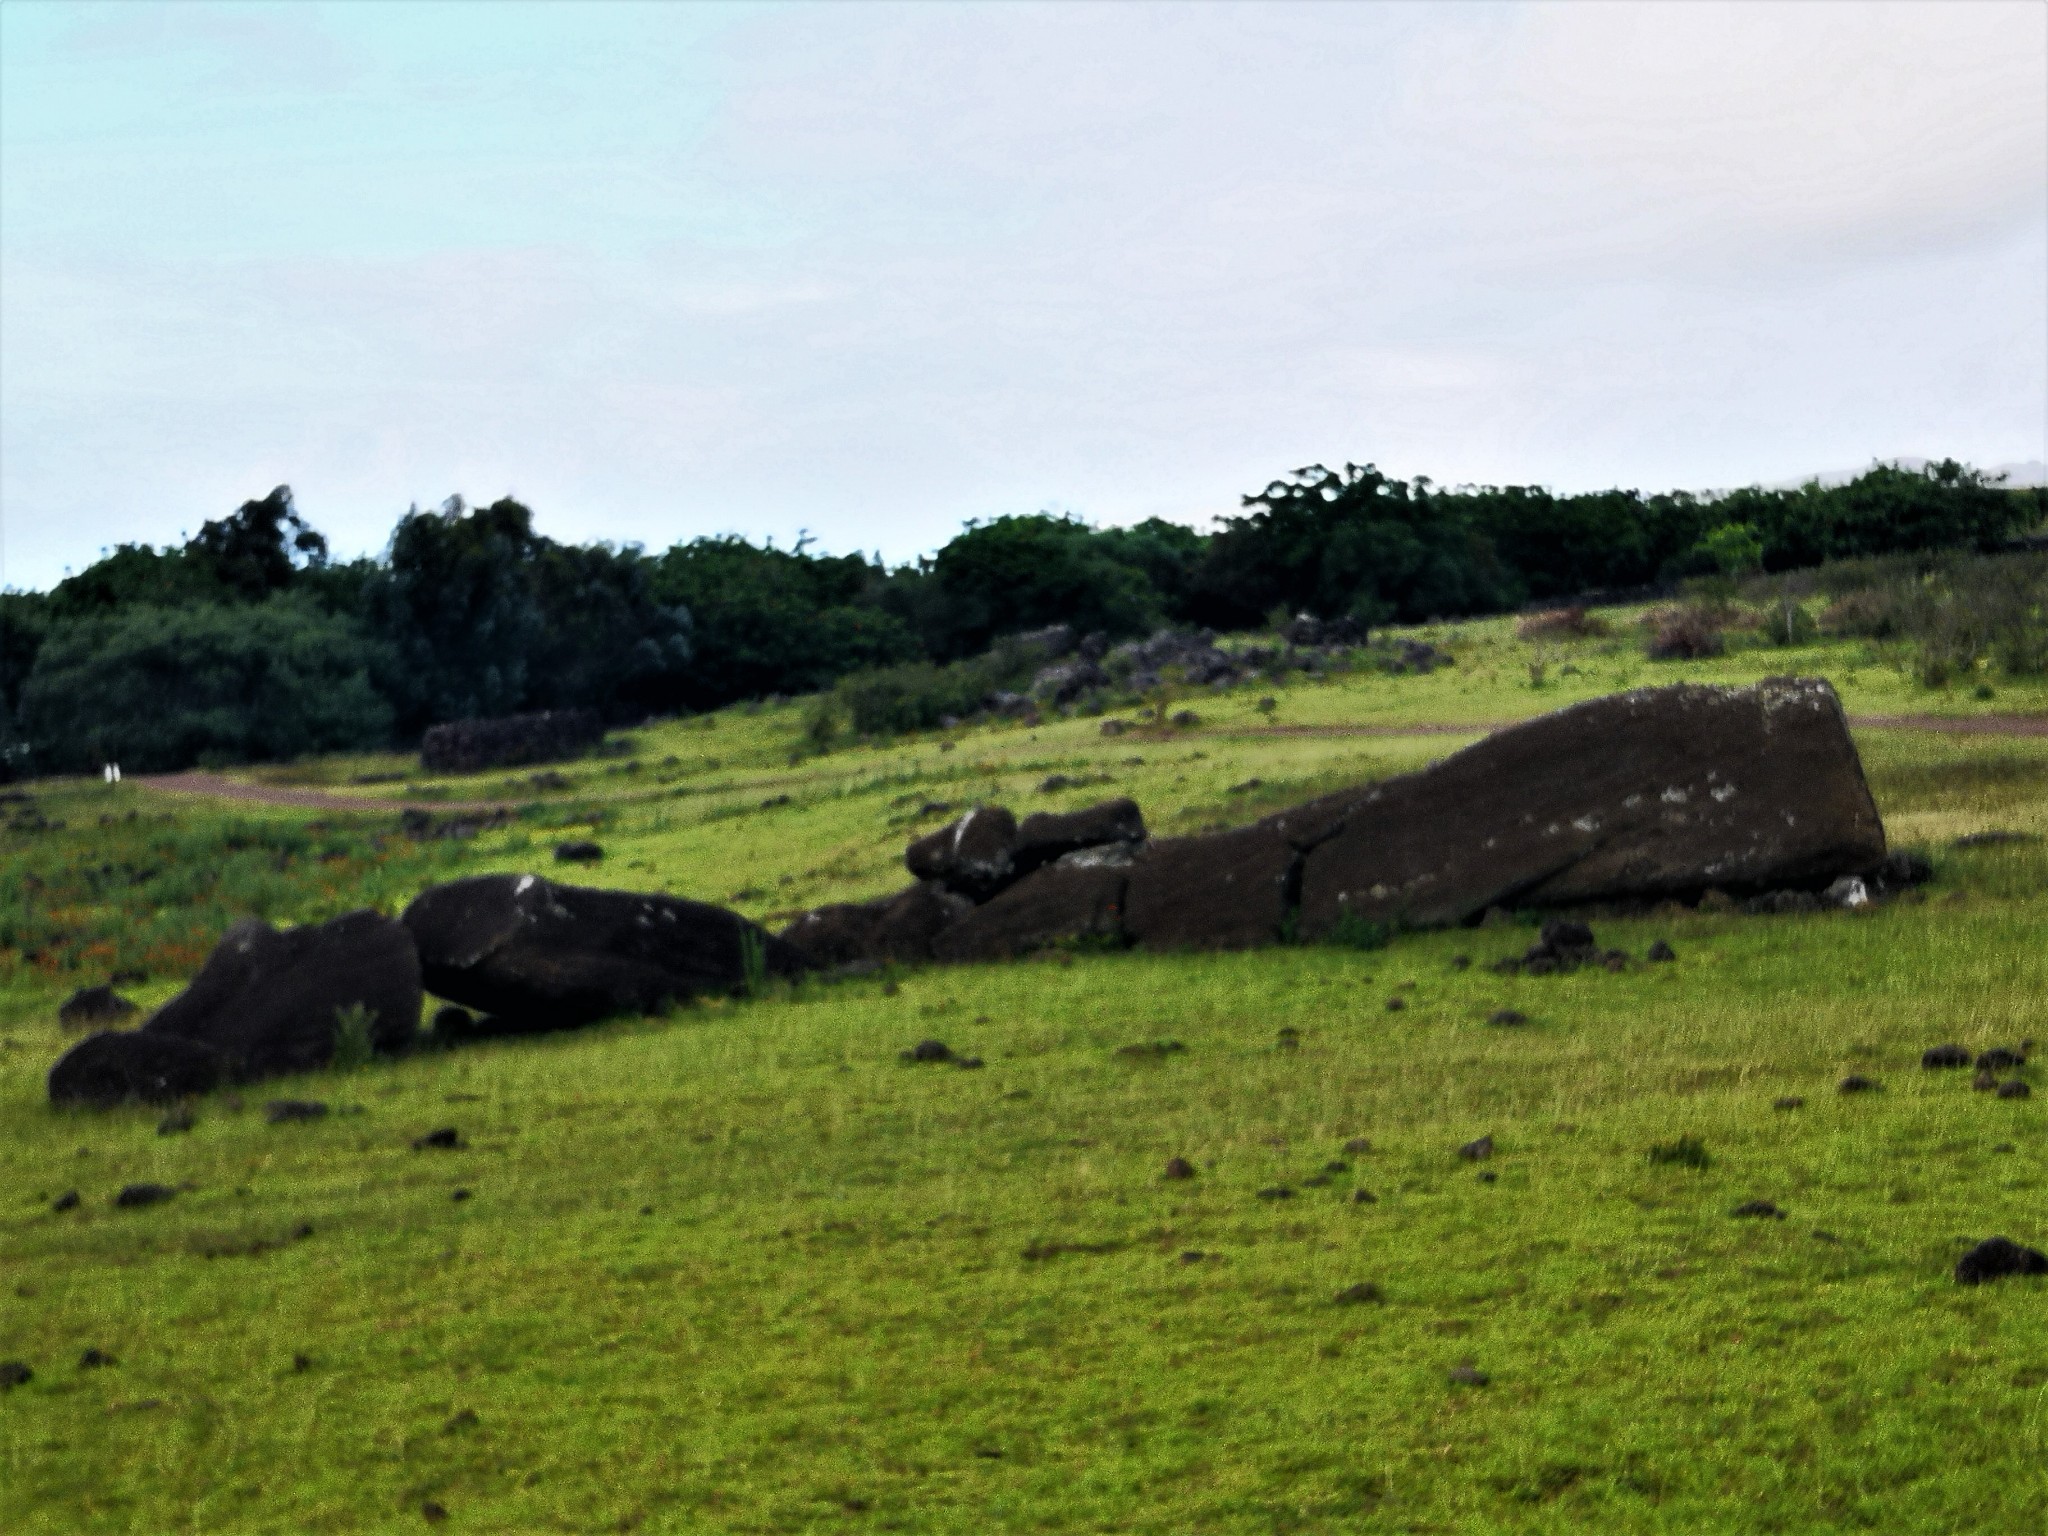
<box><xmin>2</xmin><ymin>620</ymin><xmax>2045</xmax><ymax>1533</ymax></box>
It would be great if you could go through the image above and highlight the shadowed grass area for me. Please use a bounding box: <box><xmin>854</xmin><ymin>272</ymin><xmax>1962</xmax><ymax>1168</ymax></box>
<box><xmin>2</xmin><ymin>619</ymin><xmax>2044</xmax><ymax>1533</ymax></box>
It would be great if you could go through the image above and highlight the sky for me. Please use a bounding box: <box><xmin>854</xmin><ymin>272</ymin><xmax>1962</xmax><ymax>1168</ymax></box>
<box><xmin>1</xmin><ymin>0</ymin><xmax>2043</xmax><ymax>590</ymax></box>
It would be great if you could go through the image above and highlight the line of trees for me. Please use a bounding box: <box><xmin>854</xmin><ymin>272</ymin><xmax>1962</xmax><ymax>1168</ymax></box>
<box><xmin>1</xmin><ymin>462</ymin><xmax>2037</xmax><ymax>775</ymax></box>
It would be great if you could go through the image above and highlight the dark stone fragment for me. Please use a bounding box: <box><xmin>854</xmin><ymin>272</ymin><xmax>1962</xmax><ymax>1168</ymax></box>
<box><xmin>114</xmin><ymin>1183</ymin><xmax>176</xmax><ymax>1209</ymax></box>
<box><xmin>1169</xmin><ymin>710</ymin><xmax>1201</xmax><ymax>728</ymax></box>
<box><xmin>1162</xmin><ymin>1156</ymin><xmax>1197</xmax><ymax>1180</ymax></box>
<box><xmin>1837</xmin><ymin>1074</ymin><xmax>1881</xmax><ymax>1094</ymax></box>
<box><xmin>452</xmin><ymin>1189</ymin><xmax>472</xmax><ymax>1202</ymax></box>
<box><xmin>1487</xmin><ymin>1009</ymin><xmax>1528</xmax><ymax>1028</ymax></box>
<box><xmin>1255</xmin><ymin>1186</ymin><xmax>1296</xmax><ymax>1200</ymax></box>
<box><xmin>0</xmin><ymin>1362</ymin><xmax>31</xmax><ymax>1389</ymax></box>
<box><xmin>1351</xmin><ymin>1188</ymin><xmax>1377</xmax><ymax>1204</ymax></box>
<box><xmin>1012</xmin><ymin>798</ymin><xmax>1146</xmax><ymax>876</ymax></box>
<box><xmin>1385</xmin><ymin>995</ymin><xmax>1405</xmax><ymax>1011</ymax></box>
<box><xmin>1997</xmin><ymin>1080</ymin><xmax>2031</xmax><ymax>1100</ymax></box>
<box><xmin>58</xmin><ymin>986</ymin><xmax>137</xmax><ymax>1028</ymax></box>
<box><xmin>106</xmin><ymin>909</ymin><xmax>419</xmax><ymax>1086</ymax></box>
<box><xmin>954</xmin><ymin>1055</ymin><xmax>984</xmax><ymax>1070</ymax></box>
<box><xmin>905</xmin><ymin>806</ymin><xmax>1020</xmax><ymax>901</ymax></box>
<box><xmin>932</xmin><ymin>865</ymin><xmax>1127</xmax><ymax>963</ymax></box>
<box><xmin>780</xmin><ymin>881</ymin><xmax>974</xmax><ymax>968</ymax></box>
<box><xmin>1334</xmin><ymin>1282</ymin><xmax>1385</xmax><ymax>1305</ymax></box>
<box><xmin>1976</xmin><ymin>1047</ymin><xmax>2027</xmax><ymax>1070</ymax></box>
<box><xmin>48</xmin><ymin>1030</ymin><xmax>222</xmax><ymax>1108</ymax></box>
<box><xmin>1299</xmin><ymin>680</ymin><xmax>1885</xmax><ymax>934</ymax></box>
<box><xmin>1921</xmin><ymin>1044</ymin><xmax>1973</xmax><ymax>1069</ymax></box>
<box><xmin>1773</xmin><ymin>1096</ymin><xmax>1805</xmax><ymax>1111</ymax></box>
<box><xmin>1954</xmin><ymin>1236</ymin><xmax>2048</xmax><ymax>1284</ymax></box>
<box><xmin>1179</xmin><ymin>1250</ymin><xmax>1206</xmax><ymax>1263</ymax></box>
<box><xmin>412</xmin><ymin>1127</ymin><xmax>463</xmax><ymax>1151</ymax></box>
<box><xmin>430</xmin><ymin>1005</ymin><xmax>474</xmax><ymax>1035</ymax></box>
<box><xmin>1731</xmin><ymin>1200</ymin><xmax>1785</xmax><ymax>1219</ymax></box>
<box><xmin>901</xmin><ymin>1039</ymin><xmax>953</xmax><ymax>1063</ymax></box>
<box><xmin>552</xmin><ymin>840</ymin><xmax>604</xmax><ymax>864</ymax></box>
<box><xmin>1123</xmin><ymin>823</ymin><xmax>1300</xmax><ymax>952</ymax></box>
<box><xmin>1540</xmin><ymin>919</ymin><xmax>1595</xmax><ymax>952</ymax></box>
<box><xmin>1458</xmin><ymin>1135</ymin><xmax>1494</xmax><ymax>1161</ymax></box>
<box><xmin>51</xmin><ymin>1190</ymin><xmax>79</xmax><ymax>1213</ymax></box>
<box><xmin>265</xmin><ymin>1099</ymin><xmax>328</xmax><ymax>1124</ymax></box>
<box><xmin>78</xmin><ymin>1348</ymin><xmax>115</xmax><ymax>1369</ymax></box>
<box><xmin>403</xmin><ymin>874</ymin><xmax>801</xmax><ymax>1027</ymax></box>
<box><xmin>1324</xmin><ymin>1160</ymin><xmax>1350</xmax><ymax>1174</ymax></box>
<box><xmin>1452</xmin><ymin>954</ymin><xmax>1471</xmax><ymax>970</ymax></box>
<box><xmin>156</xmin><ymin>1106</ymin><xmax>195</xmax><ymax>1136</ymax></box>
<box><xmin>1973</xmin><ymin>1069</ymin><xmax>2001</xmax><ymax>1092</ymax></box>
<box><xmin>1478</xmin><ymin>1170</ymin><xmax>1498</xmax><ymax>1183</ymax></box>
<box><xmin>421</xmin><ymin>1501</ymin><xmax>449</xmax><ymax>1525</ymax></box>
<box><xmin>1646</xmin><ymin>940</ymin><xmax>1677</xmax><ymax>962</ymax></box>
<box><xmin>1116</xmin><ymin>1040</ymin><xmax>1187</xmax><ymax>1060</ymax></box>
<box><xmin>1342</xmin><ymin>1137</ymin><xmax>1372</xmax><ymax>1155</ymax></box>
<box><xmin>292</xmin><ymin>1354</ymin><xmax>311</xmax><ymax>1372</ymax></box>
<box><xmin>1448</xmin><ymin>1364</ymin><xmax>1490</xmax><ymax>1387</ymax></box>
<box><xmin>420</xmin><ymin>707</ymin><xmax>602</xmax><ymax>773</ymax></box>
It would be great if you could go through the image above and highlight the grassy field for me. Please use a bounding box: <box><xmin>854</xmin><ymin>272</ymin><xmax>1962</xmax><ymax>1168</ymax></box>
<box><xmin>2</xmin><ymin>620</ymin><xmax>2045</xmax><ymax>1533</ymax></box>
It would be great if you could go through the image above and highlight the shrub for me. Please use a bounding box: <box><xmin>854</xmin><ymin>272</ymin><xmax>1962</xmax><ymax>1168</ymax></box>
<box><xmin>1516</xmin><ymin>606</ymin><xmax>1610</xmax><ymax>640</ymax></box>
<box><xmin>1758</xmin><ymin>593</ymin><xmax>1819</xmax><ymax>647</ymax></box>
<box><xmin>1644</xmin><ymin>606</ymin><xmax>1727</xmax><ymax>661</ymax></box>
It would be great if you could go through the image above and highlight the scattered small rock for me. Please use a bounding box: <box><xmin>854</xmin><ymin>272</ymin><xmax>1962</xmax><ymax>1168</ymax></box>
<box><xmin>292</xmin><ymin>1353</ymin><xmax>312</xmax><ymax>1372</ymax></box>
<box><xmin>1486</xmin><ymin>1009</ymin><xmax>1528</xmax><ymax>1028</ymax></box>
<box><xmin>1342</xmin><ymin>1137</ymin><xmax>1372</xmax><ymax>1155</ymax></box>
<box><xmin>759</xmin><ymin>794</ymin><xmax>792</xmax><ymax>809</ymax></box>
<box><xmin>1351</xmin><ymin>1188</ymin><xmax>1377</xmax><ymax>1204</ymax></box>
<box><xmin>1162</xmin><ymin>1156</ymin><xmax>1197</xmax><ymax>1181</ymax></box>
<box><xmin>1731</xmin><ymin>1199</ymin><xmax>1785</xmax><ymax>1219</ymax></box>
<box><xmin>51</xmin><ymin>1190</ymin><xmax>79</xmax><ymax>1213</ymax></box>
<box><xmin>444</xmin><ymin>1409</ymin><xmax>479</xmax><ymax>1432</ymax></box>
<box><xmin>1333</xmin><ymin>1282</ymin><xmax>1384</xmax><ymax>1306</ymax></box>
<box><xmin>1255</xmin><ymin>1186</ymin><xmax>1296</xmax><ymax>1200</ymax></box>
<box><xmin>1385</xmin><ymin>996</ymin><xmax>1405</xmax><ymax>1012</ymax></box>
<box><xmin>1996</xmin><ymin>1080</ymin><xmax>2031</xmax><ymax>1100</ymax></box>
<box><xmin>900</xmin><ymin>1039</ymin><xmax>953</xmax><ymax>1064</ymax></box>
<box><xmin>265</xmin><ymin>1100</ymin><xmax>329</xmax><ymax>1124</ymax></box>
<box><xmin>1773</xmin><ymin>1096</ymin><xmax>1805</xmax><ymax>1111</ymax></box>
<box><xmin>78</xmin><ymin>1348</ymin><xmax>116</xmax><ymax>1369</ymax></box>
<box><xmin>552</xmin><ymin>840</ymin><xmax>604</xmax><ymax>864</ymax></box>
<box><xmin>1837</xmin><ymin>1075</ymin><xmax>1881</xmax><ymax>1094</ymax></box>
<box><xmin>1168</xmin><ymin>710</ymin><xmax>1201</xmax><ymax>728</ymax></box>
<box><xmin>1458</xmin><ymin>1135</ymin><xmax>1494</xmax><ymax>1161</ymax></box>
<box><xmin>1478</xmin><ymin>1169</ymin><xmax>1498</xmax><ymax>1184</ymax></box>
<box><xmin>1973</xmin><ymin>1069</ymin><xmax>2001</xmax><ymax>1092</ymax></box>
<box><xmin>1921</xmin><ymin>1044</ymin><xmax>1973</xmax><ymax>1069</ymax></box>
<box><xmin>0</xmin><ymin>1362</ymin><xmax>32</xmax><ymax>1389</ymax></box>
<box><xmin>1646</xmin><ymin>940</ymin><xmax>1676</xmax><ymax>962</ymax></box>
<box><xmin>1179</xmin><ymin>1250</ymin><xmax>1206</xmax><ymax>1264</ymax></box>
<box><xmin>156</xmin><ymin>1106</ymin><xmax>195</xmax><ymax>1136</ymax></box>
<box><xmin>412</xmin><ymin>1127</ymin><xmax>463</xmax><ymax>1151</ymax></box>
<box><xmin>1647</xmin><ymin>1136</ymin><xmax>1711</xmax><ymax>1169</ymax></box>
<box><xmin>114</xmin><ymin>1183</ymin><xmax>175</xmax><ymax>1209</ymax></box>
<box><xmin>1324</xmin><ymin>1159</ymin><xmax>1350</xmax><ymax>1174</ymax></box>
<box><xmin>1275</xmin><ymin>1026</ymin><xmax>1300</xmax><ymax>1052</ymax></box>
<box><xmin>58</xmin><ymin>985</ymin><xmax>138</xmax><ymax>1028</ymax></box>
<box><xmin>1447</xmin><ymin>1364</ymin><xmax>1490</xmax><ymax>1387</ymax></box>
<box><xmin>954</xmin><ymin>1055</ymin><xmax>984</xmax><ymax>1070</ymax></box>
<box><xmin>422</xmin><ymin>1502</ymin><xmax>449</xmax><ymax>1525</ymax></box>
<box><xmin>1954</xmin><ymin>1236</ymin><xmax>2048</xmax><ymax>1285</ymax></box>
<box><xmin>1976</xmin><ymin>1047</ymin><xmax>2027</xmax><ymax>1071</ymax></box>
<box><xmin>451</xmin><ymin>1188</ymin><xmax>473</xmax><ymax>1202</ymax></box>
<box><xmin>1116</xmin><ymin>1040</ymin><xmax>1187</xmax><ymax>1060</ymax></box>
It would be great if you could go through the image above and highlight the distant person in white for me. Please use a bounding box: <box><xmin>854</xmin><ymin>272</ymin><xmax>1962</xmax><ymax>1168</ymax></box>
<box><xmin>102</xmin><ymin>763</ymin><xmax>121</xmax><ymax>784</ymax></box>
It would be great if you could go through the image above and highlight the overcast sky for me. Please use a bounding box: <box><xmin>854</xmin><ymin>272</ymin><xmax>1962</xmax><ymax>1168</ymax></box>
<box><xmin>2</xmin><ymin>0</ymin><xmax>2043</xmax><ymax>590</ymax></box>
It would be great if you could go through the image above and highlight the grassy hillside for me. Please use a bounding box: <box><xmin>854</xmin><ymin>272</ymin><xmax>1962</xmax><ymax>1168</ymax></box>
<box><xmin>2</xmin><ymin>620</ymin><xmax>2045</xmax><ymax>1533</ymax></box>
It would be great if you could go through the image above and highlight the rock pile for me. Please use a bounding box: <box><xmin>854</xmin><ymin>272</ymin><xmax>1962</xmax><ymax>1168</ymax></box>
<box><xmin>420</xmin><ymin>709</ymin><xmax>604</xmax><ymax>774</ymax></box>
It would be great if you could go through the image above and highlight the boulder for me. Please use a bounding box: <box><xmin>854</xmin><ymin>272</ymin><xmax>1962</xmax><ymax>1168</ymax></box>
<box><xmin>403</xmin><ymin>875</ymin><xmax>803</xmax><ymax>1026</ymax></box>
<box><xmin>420</xmin><ymin>708</ymin><xmax>604</xmax><ymax>774</ymax></box>
<box><xmin>1299</xmin><ymin>680</ymin><xmax>1885</xmax><ymax>935</ymax></box>
<box><xmin>779</xmin><ymin>882</ymin><xmax>974</xmax><ymax>968</ymax></box>
<box><xmin>931</xmin><ymin>865</ymin><xmax>1127</xmax><ymax>962</ymax></box>
<box><xmin>904</xmin><ymin>806</ymin><xmax>1019</xmax><ymax>901</ymax></box>
<box><xmin>58</xmin><ymin>985</ymin><xmax>137</xmax><ymax>1028</ymax></box>
<box><xmin>1012</xmin><ymin>798</ymin><xmax>1146</xmax><ymax>876</ymax></box>
<box><xmin>48</xmin><ymin>1030</ymin><xmax>222</xmax><ymax>1108</ymax></box>
<box><xmin>141</xmin><ymin>911</ymin><xmax>421</xmax><ymax>1079</ymax></box>
<box><xmin>1123</xmin><ymin>823</ymin><xmax>1299</xmax><ymax>951</ymax></box>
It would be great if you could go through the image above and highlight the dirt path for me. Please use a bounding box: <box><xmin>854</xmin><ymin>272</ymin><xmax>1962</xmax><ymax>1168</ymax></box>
<box><xmin>135</xmin><ymin>772</ymin><xmax>515</xmax><ymax>815</ymax></box>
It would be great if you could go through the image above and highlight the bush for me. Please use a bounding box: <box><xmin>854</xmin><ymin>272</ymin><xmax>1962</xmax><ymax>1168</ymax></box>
<box><xmin>1644</xmin><ymin>605</ymin><xmax>1727</xmax><ymax>661</ymax></box>
<box><xmin>1757</xmin><ymin>593</ymin><xmax>1819</xmax><ymax>647</ymax></box>
<box><xmin>1516</xmin><ymin>606</ymin><xmax>1610</xmax><ymax>640</ymax></box>
<box><xmin>20</xmin><ymin>597</ymin><xmax>394</xmax><ymax>773</ymax></box>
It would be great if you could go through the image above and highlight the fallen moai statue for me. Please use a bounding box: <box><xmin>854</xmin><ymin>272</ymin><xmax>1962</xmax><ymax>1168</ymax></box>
<box><xmin>49</xmin><ymin>910</ymin><xmax>421</xmax><ymax>1106</ymax></box>
<box><xmin>420</xmin><ymin>708</ymin><xmax>604</xmax><ymax>774</ymax></box>
<box><xmin>403</xmin><ymin>874</ymin><xmax>804</xmax><ymax>1028</ymax></box>
<box><xmin>780</xmin><ymin>678</ymin><xmax>1895</xmax><ymax>964</ymax></box>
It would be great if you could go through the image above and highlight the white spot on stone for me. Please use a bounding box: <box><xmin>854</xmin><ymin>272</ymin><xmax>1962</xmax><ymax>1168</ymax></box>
<box><xmin>1711</xmin><ymin>784</ymin><xmax>1737</xmax><ymax>802</ymax></box>
<box><xmin>1572</xmin><ymin>815</ymin><xmax>1599</xmax><ymax>833</ymax></box>
<box><xmin>514</xmin><ymin>874</ymin><xmax>536</xmax><ymax>895</ymax></box>
<box><xmin>1661</xmin><ymin>787</ymin><xmax>1688</xmax><ymax>804</ymax></box>
<box><xmin>1623</xmin><ymin>794</ymin><xmax>1643</xmax><ymax>809</ymax></box>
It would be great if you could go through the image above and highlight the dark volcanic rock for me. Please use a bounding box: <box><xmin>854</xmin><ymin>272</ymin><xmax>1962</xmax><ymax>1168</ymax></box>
<box><xmin>1731</xmin><ymin>1199</ymin><xmax>1785</xmax><ymax>1219</ymax></box>
<box><xmin>779</xmin><ymin>882</ymin><xmax>973</xmax><ymax>969</ymax></box>
<box><xmin>905</xmin><ymin>806</ymin><xmax>1020</xmax><ymax>901</ymax></box>
<box><xmin>1647</xmin><ymin>940</ymin><xmax>1676</xmax><ymax>962</ymax></box>
<box><xmin>48</xmin><ymin>1030</ymin><xmax>222</xmax><ymax>1108</ymax></box>
<box><xmin>1996</xmin><ymin>1080</ymin><xmax>2032</xmax><ymax>1100</ymax></box>
<box><xmin>1837</xmin><ymin>1074</ymin><xmax>1881</xmax><ymax>1094</ymax></box>
<box><xmin>901</xmin><ymin>1039</ymin><xmax>953</xmax><ymax>1064</ymax></box>
<box><xmin>0</xmin><ymin>1362</ymin><xmax>31</xmax><ymax>1389</ymax></box>
<box><xmin>1976</xmin><ymin>1047</ymin><xmax>2028</xmax><ymax>1071</ymax></box>
<box><xmin>1163</xmin><ymin>1156</ymin><xmax>1197</xmax><ymax>1180</ymax></box>
<box><xmin>1458</xmin><ymin>1135</ymin><xmax>1494</xmax><ymax>1161</ymax></box>
<box><xmin>1298</xmin><ymin>680</ymin><xmax>1885</xmax><ymax>935</ymax></box>
<box><xmin>51</xmin><ymin>1190</ymin><xmax>79</xmax><ymax>1213</ymax></box>
<box><xmin>1123</xmin><ymin>823</ymin><xmax>1299</xmax><ymax>951</ymax></box>
<box><xmin>115</xmin><ymin>1182</ymin><xmax>176</xmax><ymax>1209</ymax></box>
<box><xmin>1922</xmin><ymin>1043</ymin><xmax>1973</xmax><ymax>1069</ymax></box>
<box><xmin>412</xmin><ymin>1127</ymin><xmax>463</xmax><ymax>1150</ymax></box>
<box><xmin>49</xmin><ymin>911</ymin><xmax>421</xmax><ymax>1102</ymax></box>
<box><xmin>1954</xmin><ymin>1236</ymin><xmax>2048</xmax><ymax>1285</ymax></box>
<box><xmin>420</xmin><ymin>708</ymin><xmax>603</xmax><ymax>773</ymax></box>
<box><xmin>552</xmin><ymin>840</ymin><xmax>604</xmax><ymax>864</ymax></box>
<box><xmin>931</xmin><ymin>864</ymin><xmax>1127</xmax><ymax>963</ymax></box>
<box><xmin>403</xmin><ymin>875</ymin><xmax>801</xmax><ymax>1027</ymax></box>
<box><xmin>1011</xmin><ymin>798</ymin><xmax>1146</xmax><ymax>876</ymax></box>
<box><xmin>58</xmin><ymin>986</ymin><xmax>137</xmax><ymax>1028</ymax></box>
<box><xmin>265</xmin><ymin>1099</ymin><xmax>329</xmax><ymax>1124</ymax></box>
